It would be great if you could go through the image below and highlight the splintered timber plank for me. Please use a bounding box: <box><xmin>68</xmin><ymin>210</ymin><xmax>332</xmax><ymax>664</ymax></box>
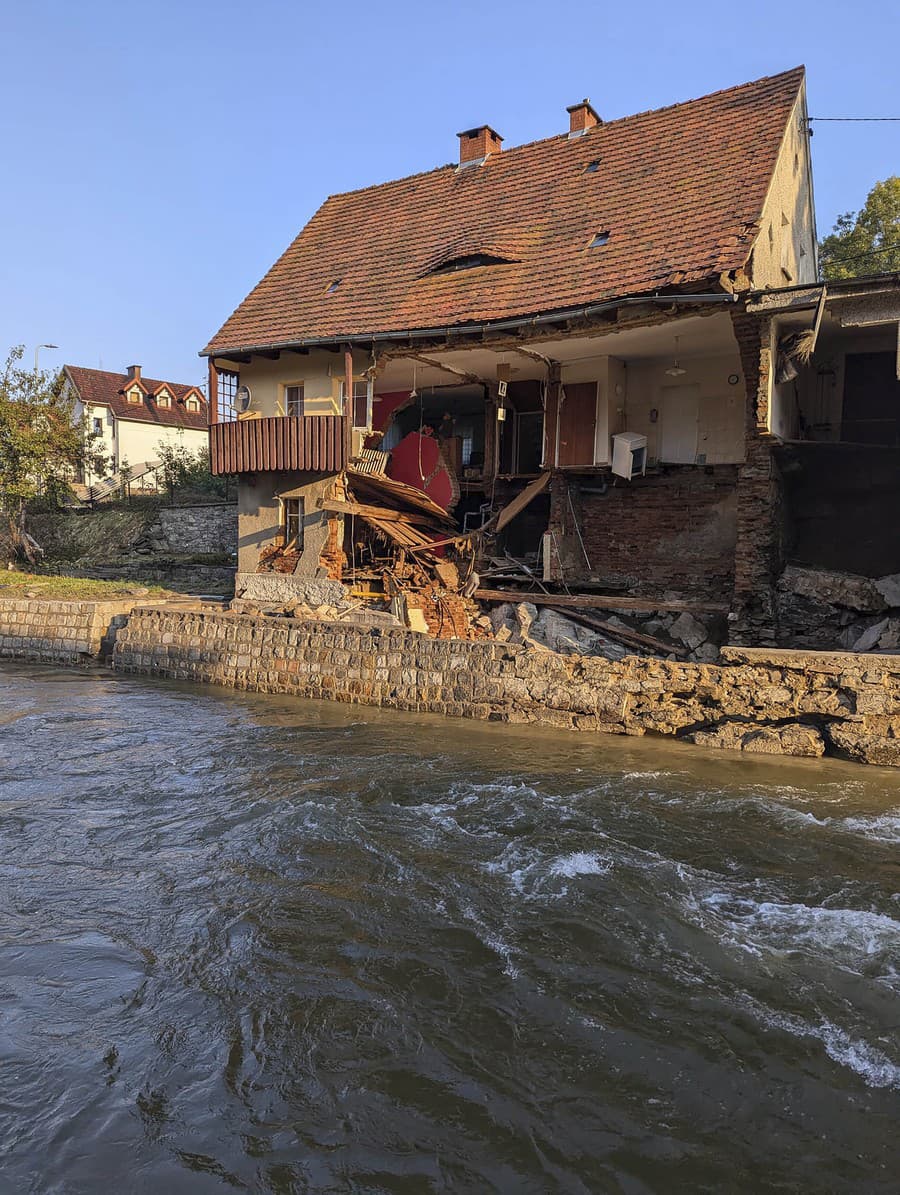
<box><xmin>473</xmin><ymin>589</ymin><xmax>728</xmax><ymax>615</ymax></box>
<box><xmin>551</xmin><ymin>606</ymin><xmax>687</xmax><ymax>656</ymax></box>
<box><xmin>320</xmin><ymin>499</ymin><xmax>443</xmax><ymax>528</ymax></box>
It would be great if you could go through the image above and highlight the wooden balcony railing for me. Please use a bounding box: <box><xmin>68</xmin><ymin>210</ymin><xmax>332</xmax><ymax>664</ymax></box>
<box><xmin>209</xmin><ymin>415</ymin><xmax>347</xmax><ymax>475</ymax></box>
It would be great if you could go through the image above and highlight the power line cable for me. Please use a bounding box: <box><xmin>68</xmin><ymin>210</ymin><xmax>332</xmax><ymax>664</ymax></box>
<box><xmin>809</xmin><ymin>116</ymin><xmax>900</xmax><ymax>122</ymax></box>
<box><xmin>822</xmin><ymin>244</ymin><xmax>900</xmax><ymax>265</ymax></box>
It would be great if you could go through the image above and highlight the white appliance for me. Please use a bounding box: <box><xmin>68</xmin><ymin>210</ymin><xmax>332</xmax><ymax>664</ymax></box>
<box><xmin>611</xmin><ymin>432</ymin><xmax>647</xmax><ymax>480</ymax></box>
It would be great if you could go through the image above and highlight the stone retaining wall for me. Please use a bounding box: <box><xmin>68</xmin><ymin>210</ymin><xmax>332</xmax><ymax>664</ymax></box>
<box><xmin>148</xmin><ymin>503</ymin><xmax>237</xmax><ymax>555</ymax></box>
<box><xmin>113</xmin><ymin>608</ymin><xmax>900</xmax><ymax>767</ymax></box>
<box><xmin>0</xmin><ymin>598</ymin><xmax>141</xmax><ymax>664</ymax></box>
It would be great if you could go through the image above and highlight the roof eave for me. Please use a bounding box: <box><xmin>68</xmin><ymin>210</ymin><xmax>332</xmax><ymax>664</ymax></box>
<box><xmin>202</xmin><ymin>284</ymin><xmax>740</xmax><ymax>359</ymax></box>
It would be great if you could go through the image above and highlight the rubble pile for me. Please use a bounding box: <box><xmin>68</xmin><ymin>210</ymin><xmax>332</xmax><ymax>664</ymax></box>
<box><xmin>485</xmin><ymin>601</ymin><xmax>725</xmax><ymax>662</ymax></box>
<box><xmin>257</xmin><ymin>542</ymin><xmax>303</xmax><ymax>574</ymax></box>
<box><xmin>777</xmin><ymin>565</ymin><xmax>900</xmax><ymax>653</ymax></box>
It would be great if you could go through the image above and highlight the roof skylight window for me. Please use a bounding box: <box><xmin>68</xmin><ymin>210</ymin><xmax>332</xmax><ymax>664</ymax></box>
<box><xmin>325</xmin><ymin>279</ymin><xmax>342</xmax><ymax>295</ymax></box>
<box><xmin>589</xmin><ymin>231</ymin><xmax>610</xmax><ymax>248</ymax></box>
<box><xmin>584</xmin><ymin>159</ymin><xmax>601</xmax><ymax>173</ymax></box>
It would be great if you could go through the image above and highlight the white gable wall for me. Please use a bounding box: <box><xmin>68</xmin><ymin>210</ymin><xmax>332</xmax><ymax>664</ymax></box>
<box><xmin>751</xmin><ymin>87</ymin><xmax>817</xmax><ymax>288</ymax></box>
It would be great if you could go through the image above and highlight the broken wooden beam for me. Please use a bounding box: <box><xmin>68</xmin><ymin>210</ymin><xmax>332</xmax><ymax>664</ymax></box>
<box><xmin>474</xmin><ymin>588</ymin><xmax>728</xmax><ymax>615</ymax></box>
<box><xmin>319</xmin><ymin>498</ymin><xmax>443</xmax><ymax>529</ymax></box>
<box><xmin>550</xmin><ymin>605</ymin><xmax>686</xmax><ymax>657</ymax></box>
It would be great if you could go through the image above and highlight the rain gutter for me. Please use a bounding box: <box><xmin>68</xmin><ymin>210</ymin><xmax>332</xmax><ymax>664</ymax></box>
<box><xmin>202</xmin><ymin>291</ymin><xmax>739</xmax><ymax>359</ymax></box>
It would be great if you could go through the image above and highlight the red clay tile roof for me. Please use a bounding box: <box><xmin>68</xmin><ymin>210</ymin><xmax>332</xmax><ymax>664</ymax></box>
<box><xmin>64</xmin><ymin>366</ymin><xmax>208</xmax><ymax>430</ymax></box>
<box><xmin>203</xmin><ymin>67</ymin><xmax>805</xmax><ymax>356</ymax></box>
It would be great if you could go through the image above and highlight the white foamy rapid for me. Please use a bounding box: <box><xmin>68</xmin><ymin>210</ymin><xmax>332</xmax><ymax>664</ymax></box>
<box><xmin>694</xmin><ymin>892</ymin><xmax>900</xmax><ymax>979</ymax></box>
<box><xmin>740</xmin><ymin>997</ymin><xmax>900</xmax><ymax>1090</ymax></box>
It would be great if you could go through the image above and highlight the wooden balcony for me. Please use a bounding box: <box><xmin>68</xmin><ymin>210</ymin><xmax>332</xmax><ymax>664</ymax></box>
<box><xmin>209</xmin><ymin>415</ymin><xmax>347</xmax><ymax>475</ymax></box>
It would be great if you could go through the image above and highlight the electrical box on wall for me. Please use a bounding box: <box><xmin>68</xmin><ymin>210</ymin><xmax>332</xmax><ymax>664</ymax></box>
<box><xmin>611</xmin><ymin>432</ymin><xmax>647</xmax><ymax>480</ymax></box>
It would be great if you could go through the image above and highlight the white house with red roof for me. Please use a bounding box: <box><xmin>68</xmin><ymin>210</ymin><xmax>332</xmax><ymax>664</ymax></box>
<box><xmin>63</xmin><ymin>364</ymin><xmax>208</xmax><ymax>485</ymax></box>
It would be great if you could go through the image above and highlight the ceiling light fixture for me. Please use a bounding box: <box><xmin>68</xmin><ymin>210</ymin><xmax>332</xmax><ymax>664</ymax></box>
<box><xmin>666</xmin><ymin>336</ymin><xmax>687</xmax><ymax>377</ymax></box>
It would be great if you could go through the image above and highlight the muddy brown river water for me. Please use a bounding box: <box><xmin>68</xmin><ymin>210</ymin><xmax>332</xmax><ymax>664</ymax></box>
<box><xmin>0</xmin><ymin>664</ymin><xmax>898</xmax><ymax>1193</ymax></box>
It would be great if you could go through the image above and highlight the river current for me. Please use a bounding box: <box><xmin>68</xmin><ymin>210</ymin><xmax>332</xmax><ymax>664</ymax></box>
<box><xmin>0</xmin><ymin>664</ymin><xmax>897</xmax><ymax>1192</ymax></box>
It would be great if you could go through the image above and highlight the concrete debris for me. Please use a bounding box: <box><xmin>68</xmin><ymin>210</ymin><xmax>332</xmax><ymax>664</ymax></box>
<box><xmin>692</xmin><ymin>642</ymin><xmax>721</xmax><ymax>663</ymax></box>
<box><xmin>476</xmin><ymin>597</ymin><xmax>725</xmax><ymax>663</ymax></box>
<box><xmin>776</xmin><ymin>564</ymin><xmax>900</xmax><ymax>653</ymax></box>
<box><xmin>852</xmin><ymin>619</ymin><xmax>890</xmax><ymax>653</ymax></box>
<box><xmin>778</xmin><ymin>565</ymin><xmax>885</xmax><ymax>613</ymax></box>
<box><xmin>669</xmin><ymin>611</ymin><xmax>708</xmax><ymax>651</ymax></box>
<box><xmin>514</xmin><ymin>602</ymin><xmax>538</xmax><ymax>634</ymax></box>
<box><xmin>875</xmin><ymin>573</ymin><xmax>900</xmax><ymax>607</ymax></box>
<box><xmin>877</xmin><ymin>621</ymin><xmax>900</xmax><ymax>650</ymax></box>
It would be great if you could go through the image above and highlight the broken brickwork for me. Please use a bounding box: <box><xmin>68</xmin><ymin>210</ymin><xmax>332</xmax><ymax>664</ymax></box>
<box><xmin>550</xmin><ymin>470</ymin><xmax>739</xmax><ymax>598</ymax></box>
<box><xmin>730</xmin><ymin>310</ymin><xmax>783</xmax><ymax>644</ymax></box>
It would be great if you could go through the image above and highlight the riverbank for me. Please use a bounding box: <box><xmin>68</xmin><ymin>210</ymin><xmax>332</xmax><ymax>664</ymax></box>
<box><xmin>1</xmin><ymin>596</ymin><xmax>897</xmax><ymax>767</ymax></box>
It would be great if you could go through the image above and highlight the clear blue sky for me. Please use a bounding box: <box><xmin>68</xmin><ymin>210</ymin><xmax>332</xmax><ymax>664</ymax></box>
<box><xmin>2</xmin><ymin>0</ymin><xmax>897</xmax><ymax>386</ymax></box>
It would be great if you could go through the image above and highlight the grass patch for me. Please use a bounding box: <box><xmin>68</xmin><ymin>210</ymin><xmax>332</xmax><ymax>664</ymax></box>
<box><xmin>0</xmin><ymin>571</ymin><xmax>175</xmax><ymax>601</ymax></box>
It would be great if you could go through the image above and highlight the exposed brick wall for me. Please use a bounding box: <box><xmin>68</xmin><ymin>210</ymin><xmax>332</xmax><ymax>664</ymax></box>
<box><xmin>548</xmin><ymin>468</ymin><xmax>739</xmax><ymax>598</ymax></box>
<box><xmin>730</xmin><ymin>310</ymin><xmax>783</xmax><ymax>643</ymax></box>
<box><xmin>111</xmin><ymin>608</ymin><xmax>900</xmax><ymax>766</ymax></box>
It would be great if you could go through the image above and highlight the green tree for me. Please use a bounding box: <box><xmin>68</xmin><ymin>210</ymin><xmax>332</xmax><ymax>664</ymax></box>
<box><xmin>0</xmin><ymin>346</ymin><xmax>104</xmax><ymax>562</ymax></box>
<box><xmin>819</xmin><ymin>176</ymin><xmax>900</xmax><ymax>280</ymax></box>
<box><xmin>156</xmin><ymin>438</ymin><xmax>231</xmax><ymax>501</ymax></box>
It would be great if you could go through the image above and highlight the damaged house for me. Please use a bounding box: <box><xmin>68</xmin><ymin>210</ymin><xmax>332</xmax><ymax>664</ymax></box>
<box><xmin>748</xmin><ymin>272</ymin><xmax>900</xmax><ymax>652</ymax></box>
<box><xmin>200</xmin><ymin>66</ymin><xmax>848</xmax><ymax>656</ymax></box>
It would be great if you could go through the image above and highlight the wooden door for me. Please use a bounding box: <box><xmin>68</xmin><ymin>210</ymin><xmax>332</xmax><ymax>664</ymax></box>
<box><xmin>557</xmin><ymin>382</ymin><xmax>597</xmax><ymax>467</ymax></box>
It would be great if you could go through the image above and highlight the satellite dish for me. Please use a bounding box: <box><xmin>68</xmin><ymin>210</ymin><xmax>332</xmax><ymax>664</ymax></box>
<box><xmin>235</xmin><ymin>384</ymin><xmax>253</xmax><ymax>413</ymax></box>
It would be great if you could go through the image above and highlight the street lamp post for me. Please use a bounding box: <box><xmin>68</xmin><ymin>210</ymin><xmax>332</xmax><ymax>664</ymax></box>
<box><xmin>34</xmin><ymin>343</ymin><xmax>59</xmax><ymax>373</ymax></box>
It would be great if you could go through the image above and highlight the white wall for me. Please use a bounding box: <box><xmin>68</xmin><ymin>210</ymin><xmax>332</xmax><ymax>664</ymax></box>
<box><xmin>230</xmin><ymin>349</ymin><xmax>368</xmax><ymax>417</ymax></box>
<box><xmin>622</xmin><ymin>352</ymin><xmax>745</xmax><ymax>464</ymax></box>
<box><xmin>83</xmin><ymin>402</ymin><xmax>117</xmax><ymax>481</ymax></box>
<box><xmin>752</xmin><ymin>88</ymin><xmax>817</xmax><ymax>288</ymax></box>
<box><xmin>116</xmin><ymin>420</ymin><xmax>208</xmax><ymax>472</ymax></box>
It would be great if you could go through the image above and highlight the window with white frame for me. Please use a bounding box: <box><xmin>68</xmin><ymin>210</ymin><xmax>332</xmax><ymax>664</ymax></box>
<box><xmin>340</xmin><ymin>379</ymin><xmax>373</xmax><ymax>429</ymax></box>
<box><xmin>284</xmin><ymin>384</ymin><xmax>305</xmax><ymax>416</ymax></box>
<box><xmin>185</xmin><ymin>397</ymin><xmax>200</xmax><ymax>411</ymax></box>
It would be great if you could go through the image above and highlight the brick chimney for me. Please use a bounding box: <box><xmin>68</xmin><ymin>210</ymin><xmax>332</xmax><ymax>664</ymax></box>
<box><xmin>457</xmin><ymin>125</ymin><xmax>503</xmax><ymax>166</ymax></box>
<box><xmin>567</xmin><ymin>99</ymin><xmax>601</xmax><ymax>137</ymax></box>
<box><xmin>126</xmin><ymin>364</ymin><xmax>142</xmax><ymax>381</ymax></box>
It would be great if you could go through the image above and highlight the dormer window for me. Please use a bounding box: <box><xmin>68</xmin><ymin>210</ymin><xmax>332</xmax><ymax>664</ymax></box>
<box><xmin>127</xmin><ymin>388</ymin><xmax>142</xmax><ymax>403</ymax></box>
<box><xmin>185</xmin><ymin>397</ymin><xmax>200</xmax><ymax>412</ymax></box>
<box><xmin>156</xmin><ymin>390</ymin><xmax>171</xmax><ymax>408</ymax></box>
<box><xmin>430</xmin><ymin>252</ymin><xmax>513</xmax><ymax>275</ymax></box>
